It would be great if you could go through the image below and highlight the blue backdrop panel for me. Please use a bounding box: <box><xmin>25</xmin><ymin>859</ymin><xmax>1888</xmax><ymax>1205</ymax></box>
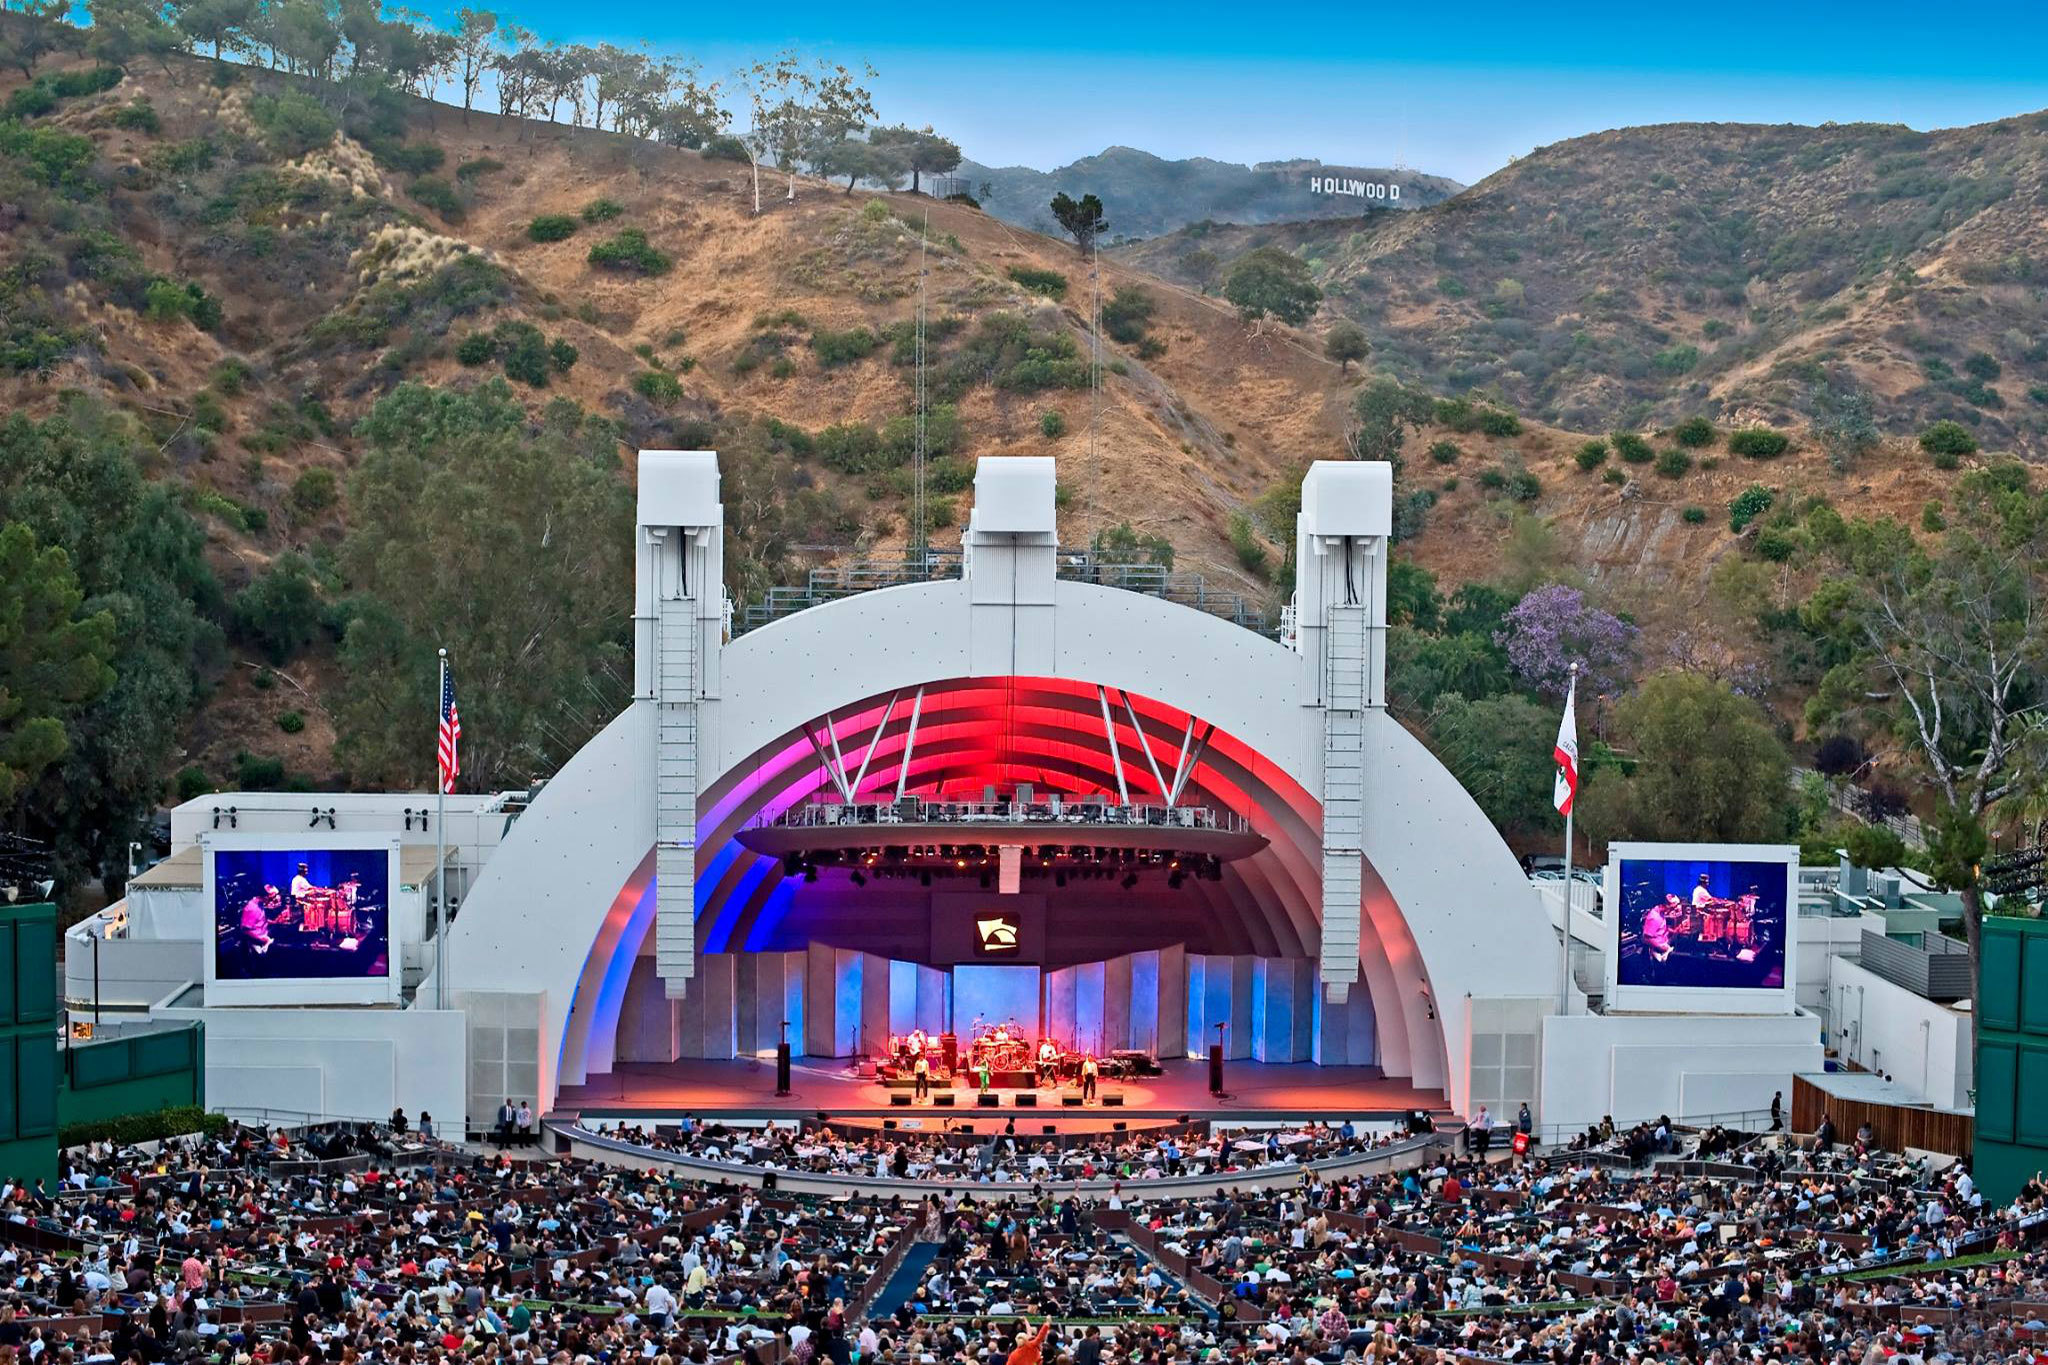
<box><xmin>951</xmin><ymin>965</ymin><xmax>1043</xmax><ymax>1036</ymax></box>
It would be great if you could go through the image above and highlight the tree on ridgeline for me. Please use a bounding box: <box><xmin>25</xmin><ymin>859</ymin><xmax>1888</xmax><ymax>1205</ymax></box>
<box><xmin>1224</xmin><ymin>246</ymin><xmax>1321</xmax><ymax>329</ymax></box>
<box><xmin>1049</xmin><ymin>191</ymin><xmax>1106</xmax><ymax>255</ymax></box>
<box><xmin>870</xmin><ymin>124</ymin><xmax>960</xmax><ymax>195</ymax></box>
<box><xmin>1325</xmin><ymin>320</ymin><xmax>1369</xmax><ymax>374</ymax></box>
<box><xmin>1494</xmin><ymin>584</ymin><xmax>1639</xmax><ymax>700</ymax></box>
<box><xmin>446</xmin><ymin>6</ymin><xmax>496</xmax><ymax>122</ymax></box>
<box><xmin>1799</xmin><ymin>459</ymin><xmax>2048</xmax><ymax>1017</ymax></box>
<box><xmin>2</xmin><ymin>0</ymin><xmax>75</xmax><ymax>75</ymax></box>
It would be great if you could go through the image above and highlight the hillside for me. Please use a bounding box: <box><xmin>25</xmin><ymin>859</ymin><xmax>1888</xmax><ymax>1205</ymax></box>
<box><xmin>960</xmin><ymin>146</ymin><xmax>1461</xmax><ymax>240</ymax></box>
<box><xmin>0</xmin><ymin>45</ymin><xmax>2030</xmax><ymax>897</ymax></box>
<box><xmin>1118</xmin><ymin>116</ymin><xmax>2048</xmax><ymax>453</ymax></box>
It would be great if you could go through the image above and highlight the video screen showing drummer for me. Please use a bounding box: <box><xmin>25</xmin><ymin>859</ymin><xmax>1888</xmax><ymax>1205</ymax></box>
<box><xmin>1615</xmin><ymin>857</ymin><xmax>1787</xmax><ymax>990</ymax></box>
<box><xmin>212</xmin><ymin>848</ymin><xmax>391</xmax><ymax>981</ymax></box>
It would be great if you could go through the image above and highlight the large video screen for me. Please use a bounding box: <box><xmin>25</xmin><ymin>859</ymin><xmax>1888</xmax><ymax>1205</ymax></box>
<box><xmin>212</xmin><ymin>848</ymin><xmax>391</xmax><ymax>980</ymax></box>
<box><xmin>1615</xmin><ymin>857</ymin><xmax>1788</xmax><ymax>991</ymax></box>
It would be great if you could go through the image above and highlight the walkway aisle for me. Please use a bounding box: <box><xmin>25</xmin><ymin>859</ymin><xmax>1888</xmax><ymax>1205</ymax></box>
<box><xmin>867</xmin><ymin>1241</ymin><xmax>941</xmax><ymax>1319</ymax></box>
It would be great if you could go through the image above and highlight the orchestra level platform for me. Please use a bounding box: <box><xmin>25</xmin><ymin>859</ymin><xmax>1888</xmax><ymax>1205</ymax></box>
<box><xmin>551</xmin><ymin>1057</ymin><xmax>1448</xmax><ymax>1123</ymax></box>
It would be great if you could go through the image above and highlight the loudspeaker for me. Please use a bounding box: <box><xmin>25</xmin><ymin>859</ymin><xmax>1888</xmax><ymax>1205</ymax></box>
<box><xmin>1112</xmin><ymin>1121</ymin><xmax>1127</xmax><ymax>1132</ymax></box>
<box><xmin>883</xmin><ymin>1119</ymin><xmax>898</xmax><ymax>1130</ymax></box>
<box><xmin>776</xmin><ymin>1042</ymin><xmax>793</xmax><ymax>1097</ymax></box>
<box><xmin>934</xmin><ymin>1092</ymin><xmax>956</xmax><ymax>1107</ymax></box>
<box><xmin>890</xmin><ymin>1093</ymin><xmax>911</xmax><ymax>1107</ymax></box>
<box><xmin>1061</xmin><ymin>1095</ymin><xmax>1083</xmax><ymax>1108</ymax></box>
<box><xmin>1102</xmin><ymin>1093</ymin><xmax>1125</xmax><ymax>1107</ymax></box>
<box><xmin>1015</xmin><ymin>1092</ymin><xmax>1037</xmax><ymax>1108</ymax></box>
<box><xmin>1043</xmin><ymin>1125</ymin><xmax>1056</xmax><ymax>1136</ymax></box>
<box><xmin>1208</xmin><ymin>1043</ymin><xmax>1224</xmax><ymax>1095</ymax></box>
<box><xmin>977</xmin><ymin>1093</ymin><xmax>999</xmax><ymax>1107</ymax></box>
<box><xmin>940</xmin><ymin>1033</ymin><xmax>958</xmax><ymax>1072</ymax></box>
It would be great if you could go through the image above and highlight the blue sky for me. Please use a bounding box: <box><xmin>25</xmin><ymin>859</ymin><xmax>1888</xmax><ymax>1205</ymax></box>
<box><xmin>501</xmin><ymin>0</ymin><xmax>2048</xmax><ymax>184</ymax></box>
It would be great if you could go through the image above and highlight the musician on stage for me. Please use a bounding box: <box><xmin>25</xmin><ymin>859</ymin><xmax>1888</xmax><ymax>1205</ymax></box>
<box><xmin>291</xmin><ymin>862</ymin><xmax>318</xmax><ymax>908</ymax></box>
<box><xmin>913</xmin><ymin>1049</ymin><xmax>930</xmax><ymax>1101</ymax></box>
<box><xmin>1080</xmin><ymin>1054</ymin><xmax>1098</xmax><ymax>1103</ymax></box>
<box><xmin>1036</xmin><ymin>1038</ymin><xmax>1059</xmax><ymax>1088</ymax></box>
<box><xmin>907</xmin><ymin>1026</ymin><xmax>928</xmax><ymax>1061</ymax></box>
<box><xmin>1691</xmin><ymin>873</ymin><xmax>1715</xmax><ymax>908</ymax></box>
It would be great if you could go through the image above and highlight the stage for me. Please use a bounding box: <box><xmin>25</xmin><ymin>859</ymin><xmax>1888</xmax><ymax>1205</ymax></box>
<box><xmin>552</xmin><ymin>1056</ymin><xmax>1448</xmax><ymax>1123</ymax></box>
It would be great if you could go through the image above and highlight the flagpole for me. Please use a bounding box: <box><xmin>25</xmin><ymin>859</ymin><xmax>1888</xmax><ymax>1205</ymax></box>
<box><xmin>1557</xmin><ymin>662</ymin><xmax>1579</xmax><ymax>1018</ymax></box>
<box><xmin>435</xmin><ymin>647</ymin><xmax>448</xmax><ymax>1012</ymax></box>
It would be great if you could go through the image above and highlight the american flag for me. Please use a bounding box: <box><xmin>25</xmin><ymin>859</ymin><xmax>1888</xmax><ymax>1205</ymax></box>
<box><xmin>437</xmin><ymin>662</ymin><xmax>461</xmax><ymax>795</ymax></box>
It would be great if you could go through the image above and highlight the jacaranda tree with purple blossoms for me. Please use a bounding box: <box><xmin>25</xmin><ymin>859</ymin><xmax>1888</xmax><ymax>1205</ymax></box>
<box><xmin>1494</xmin><ymin>584</ymin><xmax>1638</xmax><ymax>698</ymax></box>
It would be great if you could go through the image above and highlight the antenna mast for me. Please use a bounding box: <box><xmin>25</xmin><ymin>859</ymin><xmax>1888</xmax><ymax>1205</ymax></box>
<box><xmin>912</xmin><ymin>211</ymin><xmax>930</xmax><ymax>570</ymax></box>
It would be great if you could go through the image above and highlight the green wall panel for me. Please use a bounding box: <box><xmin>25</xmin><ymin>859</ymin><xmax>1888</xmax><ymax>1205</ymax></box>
<box><xmin>12</xmin><ymin>918</ymin><xmax>55</xmax><ymax>1024</ymax></box>
<box><xmin>1978</xmin><ymin>1039</ymin><xmax>2017</xmax><ymax>1142</ymax></box>
<box><xmin>14</xmin><ymin>1036</ymin><xmax>58</xmax><ymax>1138</ymax></box>
<box><xmin>2019</xmin><ymin>1043</ymin><xmax>2048</xmax><ymax>1148</ymax></box>
<box><xmin>0</xmin><ymin>1042</ymin><xmax>14</xmax><ymax>1142</ymax></box>
<box><xmin>1982</xmin><ymin>923</ymin><xmax>2021</xmax><ymax>1031</ymax></box>
<box><xmin>0</xmin><ymin>922</ymin><xmax>13</xmax><ymax>1025</ymax></box>
<box><xmin>2024</xmin><ymin>933</ymin><xmax>2048</xmax><ymax>1034</ymax></box>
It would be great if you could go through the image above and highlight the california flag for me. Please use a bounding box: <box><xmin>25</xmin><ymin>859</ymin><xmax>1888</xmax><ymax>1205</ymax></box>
<box><xmin>1553</xmin><ymin>677</ymin><xmax>1579</xmax><ymax>817</ymax></box>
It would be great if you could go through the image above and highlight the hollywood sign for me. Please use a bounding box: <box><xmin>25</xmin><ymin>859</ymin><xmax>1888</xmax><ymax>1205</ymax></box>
<box><xmin>1310</xmin><ymin>175</ymin><xmax>1401</xmax><ymax>202</ymax></box>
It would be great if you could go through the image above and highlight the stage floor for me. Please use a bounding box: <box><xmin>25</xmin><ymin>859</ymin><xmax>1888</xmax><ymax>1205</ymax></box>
<box><xmin>554</xmin><ymin>1057</ymin><xmax>1447</xmax><ymax>1123</ymax></box>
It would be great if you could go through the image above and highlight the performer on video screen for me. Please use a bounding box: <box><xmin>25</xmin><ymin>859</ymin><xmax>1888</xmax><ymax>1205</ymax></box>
<box><xmin>291</xmin><ymin>861</ymin><xmax>317</xmax><ymax>906</ymax></box>
<box><xmin>238</xmin><ymin>893</ymin><xmax>277</xmax><ymax>953</ymax></box>
<box><xmin>1641</xmin><ymin>902</ymin><xmax>1674</xmax><ymax>962</ymax></box>
<box><xmin>1691</xmin><ymin>873</ymin><xmax>1715</xmax><ymax>909</ymax></box>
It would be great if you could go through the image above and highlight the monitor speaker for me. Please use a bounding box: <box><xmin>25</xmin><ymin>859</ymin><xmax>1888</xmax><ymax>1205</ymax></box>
<box><xmin>883</xmin><ymin>1119</ymin><xmax>898</xmax><ymax>1130</ymax></box>
<box><xmin>1208</xmin><ymin>1043</ymin><xmax>1224</xmax><ymax>1095</ymax></box>
<box><xmin>934</xmin><ymin>1092</ymin><xmax>956</xmax><ymax>1107</ymax></box>
<box><xmin>890</xmin><ymin>1093</ymin><xmax>911</xmax><ymax>1107</ymax></box>
<box><xmin>976</xmin><ymin>1093</ymin><xmax>999</xmax><ymax>1107</ymax></box>
<box><xmin>1112</xmin><ymin>1121</ymin><xmax>1127</xmax><ymax>1132</ymax></box>
<box><xmin>1015</xmin><ymin>1092</ymin><xmax>1037</xmax><ymax>1107</ymax></box>
<box><xmin>1043</xmin><ymin>1125</ymin><xmax>1056</xmax><ymax>1136</ymax></box>
<box><xmin>1102</xmin><ymin>1093</ymin><xmax>1125</xmax><ymax>1107</ymax></box>
<box><xmin>1061</xmin><ymin>1094</ymin><xmax>1083</xmax><ymax>1108</ymax></box>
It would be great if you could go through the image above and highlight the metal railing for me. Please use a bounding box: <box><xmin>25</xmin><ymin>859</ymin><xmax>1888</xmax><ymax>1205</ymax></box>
<box><xmin>733</xmin><ymin>549</ymin><xmax>1279</xmax><ymax>640</ymax></box>
<box><xmin>759</xmin><ymin>797</ymin><xmax>1250</xmax><ymax>834</ymax></box>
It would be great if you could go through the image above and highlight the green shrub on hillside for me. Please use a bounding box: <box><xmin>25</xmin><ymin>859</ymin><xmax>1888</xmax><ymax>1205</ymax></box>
<box><xmin>581</xmin><ymin>197</ymin><xmax>625</xmax><ymax>222</ymax></box>
<box><xmin>246</xmin><ymin>91</ymin><xmax>337</xmax><ymax>157</ymax></box>
<box><xmin>113</xmin><ymin>99</ymin><xmax>160</xmax><ymax>134</ymax></box>
<box><xmin>455</xmin><ymin>156</ymin><xmax>504</xmax><ymax>181</ymax></box>
<box><xmin>704</xmin><ymin>135</ymin><xmax>749</xmax><ymax>162</ymax></box>
<box><xmin>1100</xmin><ymin>285</ymin><xmax>1157</xmax><ymax>345</ymax></box>
<box><xmin>1654</xmin><ymin>448</ymin><xmax>1693</xmax><ymax>479</ymax></box>
<box><xmin>1681</xmin><ymin>506</ymin><xmax>1707</xmax><ymax>524</ymax></box>
<box><xmin>588</xmin><ymin>228</ymin><xmax>672</xmax><ymax>275</ymax></box>
<box><xmin>1007</xmin><ymin>266</ymin><xmax>1068</xmax><ymax>298</ymax></box>
<box><xmin>1672</xmin><ymin>416</ymin><xmax>1717</xmax><ymax>447</ymax></box>
<box><xmin>1574</xmin><ymin>440</ymin><xmax>1609</xmax><ymax>471</ymax></box>
<box><xmin>811</xmin><ymin>327</ymin><xmax>879</xmax><ymax>366</ymax></box>
<box><xmin>409</xmin><ymin>176</ymin><xmax>463</xmax><ymax>220</ymax></box>
<box><xmin>1728</xmin><ymin>427</ymin><xmax>1790</xmax><ymax>458</ymax></box>
<box><xmin>1918</xmin><ymin>420</ymin><xmax>1978</xmax><ymax>456</ymax></box>
<box><xmin>527</xmin><ymin>214</ymin><xmax>578</xmax><ymax>242</ymax></box>
<box><xmin>1040</xmin><ymin>410</ymin><xmax>1067</xmax><ymax>438</ymax></box>
<box><xmin>1476</xmin><ymin>408</ymin><xmax>1521</xmax><ymax>437</ymax></box>
<box><xmin>633</xmin><ymin>369</ymin><xmax>684</xmax><ymax>406</ymax></box>
<box><xmin>1611</xmin><ymin>431</ymin><xmax>1653</xmax><ymax>463</ymax></box>
<box><xmin>1429</xmin><ymin>440</ymin><xmax>1460</xmax><ymax>465</ymax></box>
<box><xmin>1729</xmin><ymin>484</ymin><xmax>1775</xmax><ymax>532</ymax></box>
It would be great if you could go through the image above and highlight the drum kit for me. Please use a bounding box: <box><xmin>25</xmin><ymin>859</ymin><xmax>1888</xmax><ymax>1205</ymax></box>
<box><xmin>297</xmin><ymin>887</ymin><xmax>358</xmax><ymax>936</ymax></box>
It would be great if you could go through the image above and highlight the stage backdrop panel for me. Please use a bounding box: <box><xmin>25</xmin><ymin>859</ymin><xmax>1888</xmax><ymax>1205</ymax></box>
<box><xmin>951</xmin><ymin>964</ymin><xmax>1043</xmax><ymax>1036</ymax></box>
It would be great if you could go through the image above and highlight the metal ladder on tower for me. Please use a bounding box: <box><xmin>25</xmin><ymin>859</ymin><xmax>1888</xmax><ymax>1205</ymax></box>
<box><xmin>1321</xmin><ymin>603</ymin><xmax>1366</xmax><ymax>1001</ymax></box>
<box><xmin>655</xmin><ymin>592</ymin><xmax>698</xmax><ymax>988</ymax></box>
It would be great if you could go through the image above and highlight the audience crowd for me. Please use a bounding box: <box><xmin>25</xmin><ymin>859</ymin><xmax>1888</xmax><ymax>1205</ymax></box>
<box><xmin>1</xmin><ymin>1112</ymin><xmax>2044</xmax><ymax>1365</ymax></box>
